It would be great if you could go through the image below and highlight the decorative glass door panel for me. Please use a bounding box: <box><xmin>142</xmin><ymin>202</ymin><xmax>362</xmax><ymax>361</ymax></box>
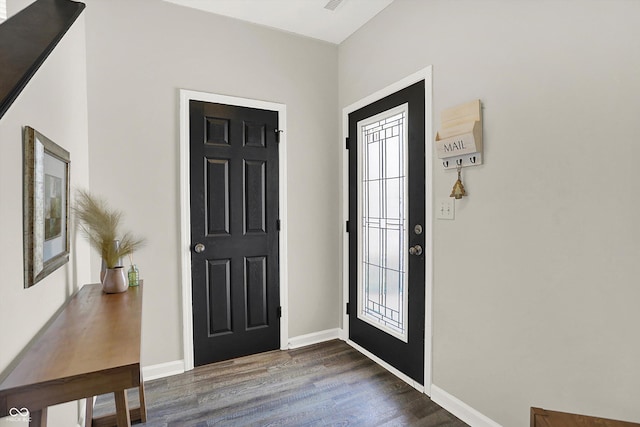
<box><xmin>357</xmin><ymin>104</ymin><xmax>409</xmax><ymax>342</ymax></box>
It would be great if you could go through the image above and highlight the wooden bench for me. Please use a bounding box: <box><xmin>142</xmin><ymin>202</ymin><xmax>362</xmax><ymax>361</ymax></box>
<box><xmin>532</xmin><ymin>407</ymin><xmax>640</xmax><ymax>427</ymax></box>
<box><xmin>0</xmin><ymin>283</ymin><xmax>146</xmax><ymax>427</ymax></box>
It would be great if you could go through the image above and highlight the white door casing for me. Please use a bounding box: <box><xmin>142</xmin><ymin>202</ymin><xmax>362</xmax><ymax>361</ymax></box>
<box><xmin>179</xmin><ymin>89</ymin><xmax>288</xmax><ymax>371</ymax></box>
<box><xmin>341</xmin><ymin>67</ymin><xmax>434</xmax><ymax>394</ymax></box>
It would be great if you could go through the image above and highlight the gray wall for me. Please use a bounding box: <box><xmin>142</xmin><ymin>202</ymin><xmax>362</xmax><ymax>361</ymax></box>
<box><xmin>339</xmin><ymin>0</ymin><xmax>640</xmax><ymax>425</ymax></box>
<box><xmin>84</xmin><ymin>0</ymin><xmax>340</xmax><ymax>367</ymax></box>
<box><xmin>4</xmin><ymin>1</ymin><xmax>638</xmax><ymax>426</ymax></box>
<box><xmin>0</xmin><ymin>12</ymin><xmax>91</xmax><ymax>427</ymax></box>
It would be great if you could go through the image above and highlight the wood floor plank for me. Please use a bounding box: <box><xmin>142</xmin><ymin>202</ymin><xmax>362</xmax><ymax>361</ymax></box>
<box><xmin>93</xmin><ymin>340</ymin><xmax>467</xmax><ymax>426</ymax></box>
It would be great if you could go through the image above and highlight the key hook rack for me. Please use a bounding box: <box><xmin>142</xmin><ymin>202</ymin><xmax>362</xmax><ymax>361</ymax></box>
<box><xmin>435</xmin><ymin>99</ymin><xmax>483</xmax><ymax>170</ymax></box>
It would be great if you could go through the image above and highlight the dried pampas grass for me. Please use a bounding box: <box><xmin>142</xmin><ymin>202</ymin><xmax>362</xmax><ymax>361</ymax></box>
<box><xmin>74</xmin><ymin>189</ymin><xmax>145</xmax><ymax>268</ymax></box>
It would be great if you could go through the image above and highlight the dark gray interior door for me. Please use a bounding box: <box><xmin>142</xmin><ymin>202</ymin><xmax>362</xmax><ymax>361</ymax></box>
<box><xmin>348</xmin><ymin>81</ymin><xmax>426</xmax><ymax>383</ymax></box>
<box><xmin>190</xmin><ymin>100</ymin><xmax>280</xmax><ymax>366</ymax></box>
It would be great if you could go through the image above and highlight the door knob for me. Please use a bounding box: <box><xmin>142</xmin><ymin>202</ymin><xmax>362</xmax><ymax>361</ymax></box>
<box><xmin>193</xmin><ymin>243</ymin><xmax>206</xmax><ymax>253</ymax></box>
<box><xmin>409</xmin><ymin>245</ymin><xmax>423</xmax><ymax>256</ymax></box>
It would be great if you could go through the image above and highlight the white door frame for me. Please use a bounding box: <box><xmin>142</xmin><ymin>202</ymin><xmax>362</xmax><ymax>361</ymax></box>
<box><xmin>341</xmin><ymin>67</ymin><xmax>434</xmax><ymax>395</ymax></box>
<box><xmin>179</xmin><ymin>89</ymin><xmax>289</xmax><ymax>371</ymax></box>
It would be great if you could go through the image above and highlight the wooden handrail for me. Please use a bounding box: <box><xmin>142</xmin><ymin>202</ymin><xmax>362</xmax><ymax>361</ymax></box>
<box><xmin>0</xmin><ymin>0</ymin><xmax>85</xmax><ymax>120</ymax></box>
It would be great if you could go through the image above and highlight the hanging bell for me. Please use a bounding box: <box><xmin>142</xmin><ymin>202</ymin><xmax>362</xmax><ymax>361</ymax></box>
<box><xmin>450</xmin><ymin>166</ymin><xmax>467</xmax><ymax>199</ymax></box>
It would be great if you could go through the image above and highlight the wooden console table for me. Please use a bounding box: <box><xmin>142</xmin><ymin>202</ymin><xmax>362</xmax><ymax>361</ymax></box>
<box><xmin>0</xmin><ymin>283</ymin><xmax>146</xmax><ymax>427</ymax></box>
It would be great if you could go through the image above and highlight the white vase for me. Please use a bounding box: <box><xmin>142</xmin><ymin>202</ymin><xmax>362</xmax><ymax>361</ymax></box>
<box><xmin>100</xmin><ymin>239</ymin><xmax>124</xmax><ymax>282</ymax></box>
<box><xmin>102</xmin><ymin>266</ymin><xmax>128</xmax><ymax>293</ymax></box>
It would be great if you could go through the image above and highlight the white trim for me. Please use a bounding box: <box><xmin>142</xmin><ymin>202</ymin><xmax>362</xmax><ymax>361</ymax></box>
<box><xmin>288</xmin><ymin>328</ymin><xmax>341</xmax><ymax>349</ymax></box>
<box><xmin>431</xmin><ymin>385</ymin><xmax>503</xmax><ymax>427</ymax></box>
<box><xmin>338</xmin><ymin>326</ymin><xmax>348</xmax><ymax>341</ymax></box>
<box><xmin>423</xmin><ymin>68</ymin><xmax>434</xmax><ymax>396</ymax></box>
<box><xmin>341</xmin><ymin>67</ymin><xmax>434</xmax><ymax>394</ymax></box>
<box><xmin>179</xmin><ymin>89</ymin><xmax>289</xmax><ymax>371</ymax></box>
<box><xmin>142</xmin><ymin>360</ymin><xmax>186</xmax><ymax>381</ymax></box>
<box><xmin>346</xmin><ymin>339</ymin><xmax>423</xmax><ymax>393</ymax></box>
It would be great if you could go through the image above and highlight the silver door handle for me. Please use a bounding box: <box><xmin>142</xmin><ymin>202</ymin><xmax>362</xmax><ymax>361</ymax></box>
<box><xmin>409</xmin><ymin>245</ymin><xmax>423</xmax><ymax>256</ymax></box>
<box><xmin>194</xmin><ymin>243</ymin><xmax>206</xmax><ymax>253</ymax></box>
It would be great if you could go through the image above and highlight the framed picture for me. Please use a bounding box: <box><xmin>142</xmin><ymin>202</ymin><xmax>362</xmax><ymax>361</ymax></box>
<box><xmin>23</xmin><ymin>126</ymin><xmax>70</xmax><ymax>288</ymax></box>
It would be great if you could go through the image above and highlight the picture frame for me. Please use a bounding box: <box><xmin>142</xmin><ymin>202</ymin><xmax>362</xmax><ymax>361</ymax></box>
<box><xmin>23</xmin><ymin>126</ymin><xmax>70</xmax><ymax>288</ymax></box>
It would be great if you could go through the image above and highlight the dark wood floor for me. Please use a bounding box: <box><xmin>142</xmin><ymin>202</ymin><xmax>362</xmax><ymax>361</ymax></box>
<box><xmin>94</xmin><ymin>340</ymin><xmax>468</xmax><ymax>426</ymax></box>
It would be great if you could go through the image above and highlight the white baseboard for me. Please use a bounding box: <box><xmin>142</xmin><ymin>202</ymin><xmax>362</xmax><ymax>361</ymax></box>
<box><xmin>345</xmin><ymin>339</ymin><xmax>424</xmax><ymax>393</ymax></box>
<box><xmin>431</xmin><ymin>384</ymin><xmax>503</xmax><ymax>427</ymax></box>
<box><xmin>288</xmin><ymin>328</ymin><xmax>341</xmax><ymax>349</ymax></box>
<box><xmin>142</xmin><ymin>330</ymin><xmax>340</xmax><ymax>382</ymax></box>
<box><xmin>142</xmin><ymin>360</ymin><xmax>185</xmax><ymax>381</ymax></box>
<box><xmin>77</xmin><ymin>397</ymin><xmax>90</xmax><ymax>427</ymax></box>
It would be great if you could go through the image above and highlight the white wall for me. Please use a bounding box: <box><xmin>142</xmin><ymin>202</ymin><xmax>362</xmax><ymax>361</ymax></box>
<box><xmin>0</xmin><ymin>0</ymin><xmax>6</xmax><ymax>22</ymax></box>
<box><xmin>339</xmin><ymin>0</ymin><xmax>640</xmax><ymax>426</ymax></box>
<box><xmin>6</xmin><ymin>1</ymin><xmax>636</xmax><ymax>426</ymax></box>
<box><xmin>83</xmin><ymin>0</ymin><xmax>340</xmax><ymax>367</ymax></box>
<box><xmin>5</xmin><ymin>0</ymin><xmax>33</xmax><ymax>16</ymax></box>
<box><xmin>0</xmin><ymin>11</ymin><xmax>91</xmax><ymax>427</ymax></box>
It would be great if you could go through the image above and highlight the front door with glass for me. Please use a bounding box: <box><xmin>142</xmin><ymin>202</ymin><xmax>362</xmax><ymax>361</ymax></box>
<box><xmin>348</xmin><ymin>81</ymin><xmax>425</xmax><ymax>383</ymax></box>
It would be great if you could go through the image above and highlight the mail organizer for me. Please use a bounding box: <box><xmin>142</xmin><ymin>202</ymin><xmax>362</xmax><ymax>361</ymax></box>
<box><xmin>435</xmin><ymin>99</ymin><xmax>483</xmax><ymax>169</ymax></box>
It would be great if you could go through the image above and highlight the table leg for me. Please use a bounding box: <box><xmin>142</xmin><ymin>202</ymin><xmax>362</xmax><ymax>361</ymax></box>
<box><xmin>29</xmin><ymin>407</ymin><xmax>47</xmax><ymax>427</ymax></box>
<box><xmin>139</xmin><ymin>379</ymin><xmax>147</xmax><ymax>423</ymax></box>
<box><xmin>85</xmin><ymin>397</ymin><xmax>93</xmax><ymax>427</ymax></box>
<box><xmin>113</xmin><ymin>390</ymin><xmax>131</xmax><ymax>427</ymax></box>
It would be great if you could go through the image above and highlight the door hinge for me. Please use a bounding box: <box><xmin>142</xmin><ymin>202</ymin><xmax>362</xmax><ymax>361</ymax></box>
<box><xmin>278</xmin><ymin>306</ymin><xmax>282</xmax><ymax>318</ymax></box>
<box><xmin>346</xmin><ymin>220</ymin><xmax>350</xmax><ymax>233</ymax></box>
<box><xmin>346</xmin><ymin>302</ymin><xmax>350</xmax><ymax>315</ymax></box>
<box><xmin>346</xmin><ymin>137</ymin><xmax>350</xmax><ymax>150</ymax></box>
<box><xmin>275</xmin><ymin>129</ymin><xmax>283</xmax><ymax>143</ymax></box>
<box><xmin>276</xmin><ymin>219</ymin><xmax>281</xmax><ymax>231</ymax></box>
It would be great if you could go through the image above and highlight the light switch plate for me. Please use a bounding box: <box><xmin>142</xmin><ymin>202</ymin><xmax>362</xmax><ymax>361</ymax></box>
<box><xmin>436</xmin><ymin>198</ymin><xmax>455</xmax><ymax>220</ymax></box>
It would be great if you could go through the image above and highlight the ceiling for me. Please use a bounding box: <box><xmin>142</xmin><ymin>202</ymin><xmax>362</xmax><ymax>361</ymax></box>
<box><xmin>162</xmin><ymin>0</ymin><xmax>395</xmax><ymax>44</ymax></box>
